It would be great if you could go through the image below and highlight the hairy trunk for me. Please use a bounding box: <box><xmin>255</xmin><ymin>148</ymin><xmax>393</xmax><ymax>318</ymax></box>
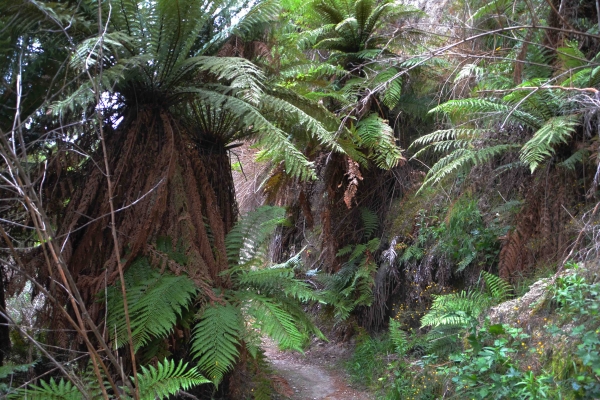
<box><xmin>43</xmin><ymin>107</ymin><xmax>235</xmax><ymax>348</ymax></box>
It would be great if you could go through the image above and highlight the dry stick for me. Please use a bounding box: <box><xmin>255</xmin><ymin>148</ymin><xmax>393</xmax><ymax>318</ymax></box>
<box><xmin>542</xmin><ymin>0</ymin><xmax>576</xmax><ymax>32</ymax></box>
<box><xmin>0</xmin><ymin>225</ymin><xmax>121</xmax><ymax>397</ymax></box>
<box><xmin>6</xmin><ymin>52</ymin><xmax>111</xmax><ymax>398</ymax></box>
<box><xmin>364</xmin><ymin>24</ymin><xmax>600</xmax><ymax>111</ymax></box>
<box><xmin>19</xmin><ymin>184</ymin><xmax>110</xmax><ymax>400</ymax></box>
<box><xmin>10</xmin><ymin>54</ymin><xmax>116</xmax><ymax>400</ymax></box>
<box><xmin>0</xmin><ymin>136</ymin><xmax>128</xmax><ymax>398</ymax></box>
<box><xmin>477</xmin><ymin>86</ymin><xmax>599</xmax><ymax>94</ymax></box>
<box><xmin>0</xmin><ymin>310</ymin><xmax>90</xmax><ymax>397</ymax></box>
<box><xmin>92</xmin><ymin>4</ymin><xmax>139</xmax><ymax>398</ymax></box>
<box><xmin>557</xmin><ymin>201</ymin><xmax>600</xmax><ymax>276</ymax></box>
<box><xmin>597</xmin><ymin>0</ymin><xmax>600</xmax><ymax>34</ymax></box>
<box><xmin>1</xmin><ymin>63</ymin><xmax>110</xmax><ymax>400</ymax></box>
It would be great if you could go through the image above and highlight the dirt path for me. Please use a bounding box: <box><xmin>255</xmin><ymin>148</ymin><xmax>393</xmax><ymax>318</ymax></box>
<box><xmin>263</xmin><ymin>340</ymin><xmax>374</xmax><ymax>400</ymax></box>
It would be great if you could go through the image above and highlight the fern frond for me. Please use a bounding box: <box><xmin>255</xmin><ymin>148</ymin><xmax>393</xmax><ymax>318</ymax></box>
<box><xmin>9</xmin><ymin>378</ymin><xmax>82</xmax><ymax>400</ymax></box>
<box><xmin>225</xmin><ymin>206</ymin><xmax>286</xmax><ymax>266</ymax></box>
<box><xmin>456</xmin><ymin>250</ymin><xmax>476</xmax><ymax>273</ymax></box>
<box><xmin>430</xmin><ymin>98</ymin><xmax>542</xmax><ymax>128</ymax></box>
<box><xmin>0</xmin><ymin>362</ymin><xmax>34</xmax><ymax>381</ymax></box>
<box><xmin>471</xmin><ymin>0</ymin><xmax>512</xmax><ymax>20</ymax></box>
<box><xmin>418</xmin><ymin>144</ymin><xmax>517</xmax><ymax>191</ymax></box>
<box><xmin>481</xmin><ymin>271</ymin><xmax>513</xmax><ymax>302</ymax></box>
<box><xmin>425</xmin><ymin>325</ymin><xmax>464</xmax><ymax>357</ymax></box>
<box><xmin>389</xmin><ymin>319</ymin><xmax>409</xmax><ymax>356</ymax></box>
<box><xmin>360</xmin><ymin>207</ymin><xmax>379</xmax><ymax>239</ymax></box>
<box><xmin>454</xmin><ymin>63</ymin><xmax>485</xmax><ymax>83</ymax></box>
<box><xmin>242</xmin><ymin>293</ymin><xmax>307</xmax><ymax>350</ymax></box>
<box><xmin>191</xmin><ymin>303</ymin><xmax>243</xmax><ymax>385</ymax></box>
<box><xmin>400</xmin><ymin>245</ymin><xmax>424</xmax><ymax>262</ymax></box>
<box><xmin>106</xmin><ymin>258</ymin><xmax>197</xmax><ymax>351</ymax></box>
<box><xmin>371</xmin><ymin>68</ymin><xmax>403</xmax><ymax>109</ymax></box>
<box><xmin>336</xmin><ymin>244</ymin><xmax>354</xmax><ymax>258</ymax></box>
<box><xmin>173</xmin><ymin>56</ymin><xmax>265</xmax><ymax>105</ymax></box>
<box><xmin>420</xmin><ymin>291</ymin><xmax>491</xmax><ymax>329</ymax></box>
<box><xmin>136</xmin><ymin>359</ymin><xmax>210</xmax><ymax>400</ymax></box>
<box><xmin>355</xmin><ymin>114</ymin><xmax>403</xmax><ymax>169</ymax></box>
<box><xmin>279</xmin><ymin>62</ymin><xmax>347</xmax><ymax>81</ymax></box>
<box><xmin>312</xmin><ymin>0</ymin><xmax>346</xmax><ymax>25</ymax></box>
<box><xmin>297</xmin><ymin>24</ymin><xmax>337</xmax><ymax>49</ymax></box>
<box><xmin>259</xmin><ymin>92</ymin><xmax>344</xmax><ymax>153</ymax></box>
<box><xmin>520</xmin><ymin>115</ymin><xmax>578</xmax><ymax>172</ymax></box>
<box><xmin>234</xmin><ymin>253</ymin><xmax>319</xmax><ymax>304</ymax></box>
<box><xmin>232</xmin><ymin>0</ymin><xmax>281</xmax><ymax>37</ymax></box>
<box><xmin>558</xmin><ymin>148</ymin><xmax>587</xmax><ymax>170</ymax></box>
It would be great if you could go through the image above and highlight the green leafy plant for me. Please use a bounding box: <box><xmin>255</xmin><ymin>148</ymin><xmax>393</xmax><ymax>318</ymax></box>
<box><xmin>191</xmin><ymin>303</ymin><xmax>243</xmax><ymax>385</ymax></box>
<box><xmin>421</xmin><ymin>272</ymin><xmax>512</xmax><ymax>356</ymax></box>
<box><xmin>191</xmin><ymin>206</ymin><xmax>324</xmax><ymax>385</ymax></box>
<box><xmin>549</xmin><ymin>268</ymin><xmax>600</xmax><ymax>398</ymax></box>
<box><xmin>106</xmin><ymin>258</ymin><xmax>197</xmax><ymax>352</ymax></box>
<box><xmin>0</xmin><ymin>362</ymin><xmax>35</xmax><ymax>395</ymax></box>
<box><xmin>102</xmin><ymin>206</ymin><xmax>323</xmax><ymax>391</ymax></box>
<box><xmin>319</xmin><ymin>208</ymin><xmax>380</xmax><ymax>320</ymax></box>
<box><xmin>9</xmin><ymin>359</ymin><xmax>209</xmax><ymax>400</ymax></box>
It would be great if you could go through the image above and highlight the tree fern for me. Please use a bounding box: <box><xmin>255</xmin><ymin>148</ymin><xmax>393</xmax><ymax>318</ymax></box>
<box><xmin>191</xmin><ymin>303</ymin><xmax>243</xmax><ymax>385</ymax></box>
<box><xmin>106</xmin><ymin>258</ymin><xmax>197</xmax><ymax>351</ymax></box>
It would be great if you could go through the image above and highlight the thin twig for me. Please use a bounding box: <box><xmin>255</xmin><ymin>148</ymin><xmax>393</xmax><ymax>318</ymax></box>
<box><xmin>90</xmin><ymin>3</ymin><xmax>140</xmax><ymax>399</ymax></box>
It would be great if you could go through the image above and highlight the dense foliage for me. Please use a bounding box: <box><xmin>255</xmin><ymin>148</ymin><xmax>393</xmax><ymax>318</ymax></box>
<box><xmin>2</xmin><ymin>0</ymin><xmax>600</xmax><ymax>398</ymax></box>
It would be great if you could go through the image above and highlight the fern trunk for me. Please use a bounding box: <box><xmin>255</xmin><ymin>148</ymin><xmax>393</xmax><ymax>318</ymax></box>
<box><xmin>46</xmin><ymin>107</ymin><xmax>235</xmax><ymax>347</ymax></box>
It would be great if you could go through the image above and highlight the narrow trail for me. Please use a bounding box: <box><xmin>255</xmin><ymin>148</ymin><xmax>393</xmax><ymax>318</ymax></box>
<box><xmin>263</xmin><ymin>340</ymin><xmax>374</xmax><ymax>400</ymax></box>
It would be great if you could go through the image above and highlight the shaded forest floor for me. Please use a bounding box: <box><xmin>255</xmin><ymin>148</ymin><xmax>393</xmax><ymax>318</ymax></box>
<box><xmin>263</xmin><ymin>338</ymin><xmax>374</xmax><ymax>400</ymax></box>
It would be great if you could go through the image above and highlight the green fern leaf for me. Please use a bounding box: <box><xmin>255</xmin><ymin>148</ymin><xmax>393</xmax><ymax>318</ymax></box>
<box><xmin>421</xmin><ymin>291</ymin><xmax>491</xmax><ymax>329</ymax></box>
<box><xmin>225</xmin><ymin>206</ymin><xmax>287</xmax><ymax>266</ymax></box>
<box><xmin>355</xmin><ymin>114</ymin><xmax>403</xmax><ymax>169</ymax></box>
<box><xmin>389</xmin><ymin>319</ymin><xmax>409</xmax><ymax>356</ymax></box>
<box><xmin>558</xmin><ymin>148</ymin><xmax>587</xmax><ymax>170</ymax></box>
<box><xmin>481</xmin><ymin>271</ymin><xmax>513</xmax><ymax>302</ymax></box>
<box><xmin>106</xmin><ymin>258</ymin><xmax>197</xmax><ymax>351</ymax></box>
<box><xmin>136</xmin><ymin>359</ymin><xmax>210</xmax><ymax>400</ymax></box>
<box><xmin>242</xmin><ymin>293</ymin><xmax>307</xmax><ymax>350</ymax></box>
<box><xmin>520</xmin><ymin>115</ymin><xmax>578</xmax><ymax>172</ymax></box>
<box><xmin>9</xmin><ymin>378</ymin><xmax>82</xmax><ymax>400</ymax></box>
<box><xmin>191</xmin><ymin>303</ymin><xmax>243</xmax><ymax>385</ymax></box>
<box><xmin>360</xmin><ymin>207</ymin><xmax>379</xmax><ymax>239</ymax></box>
